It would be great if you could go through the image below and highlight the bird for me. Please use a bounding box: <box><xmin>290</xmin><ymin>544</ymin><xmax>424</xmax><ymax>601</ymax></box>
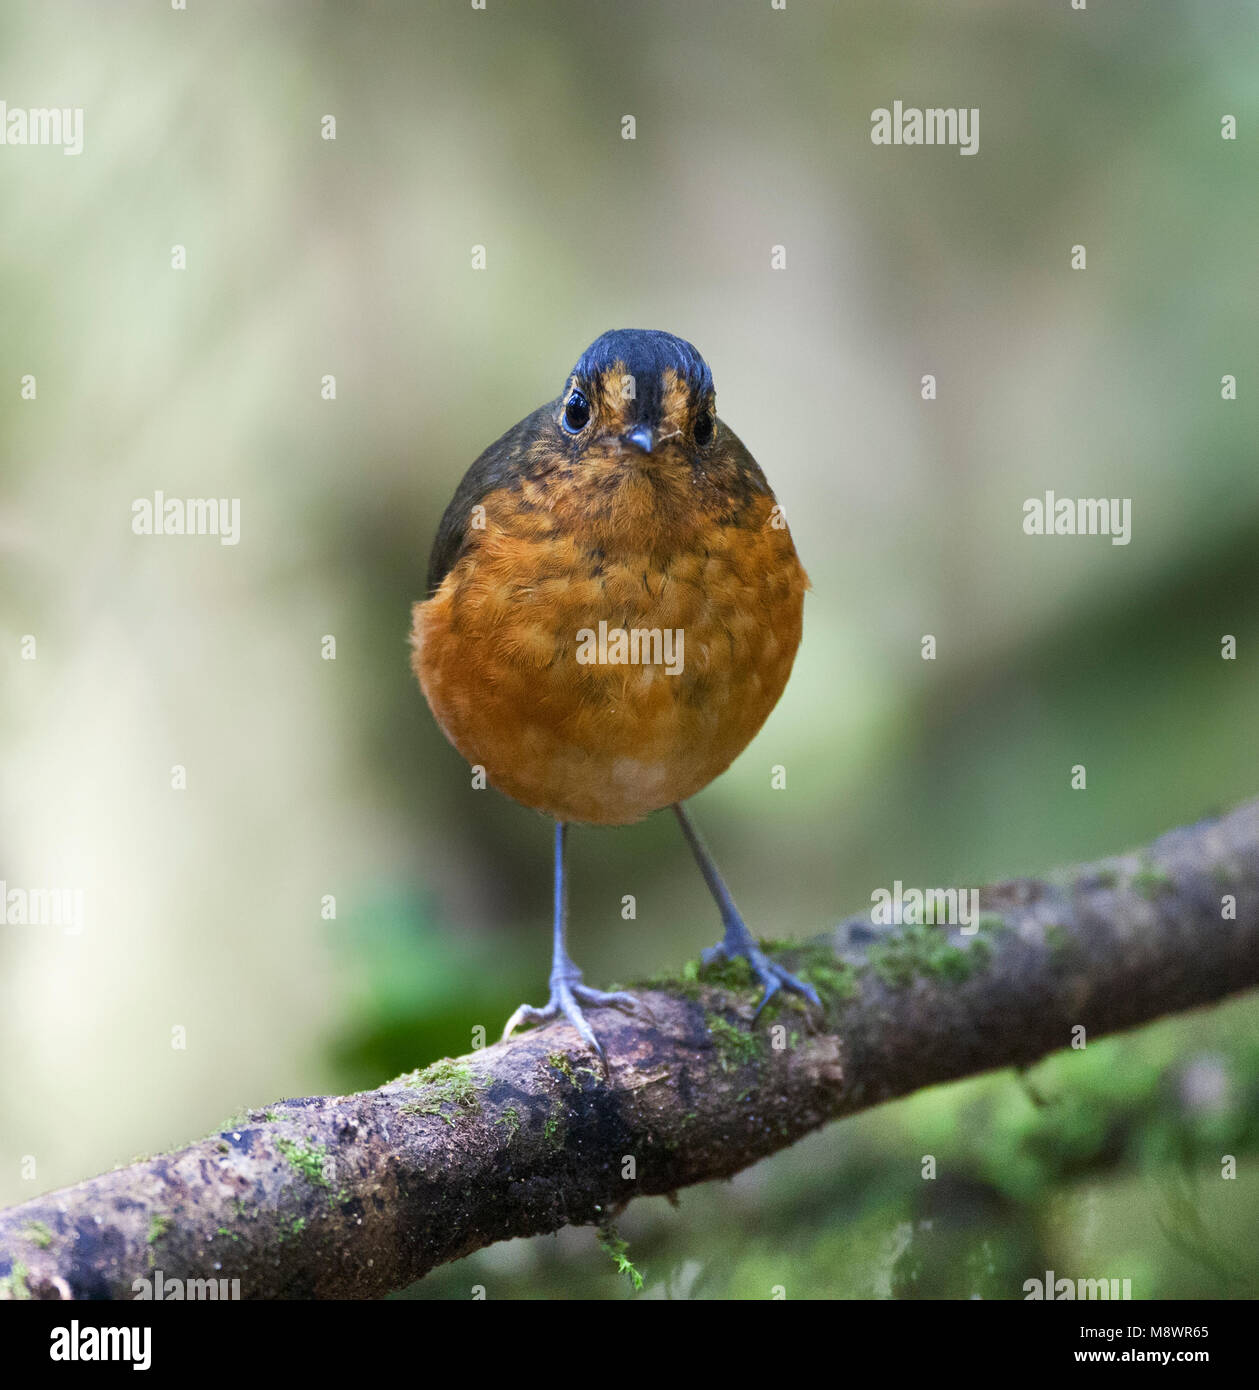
<box><xmin>411</xmin><ymin>328</ymin><xmax>819</xmax><ymax>1065</ymax></box>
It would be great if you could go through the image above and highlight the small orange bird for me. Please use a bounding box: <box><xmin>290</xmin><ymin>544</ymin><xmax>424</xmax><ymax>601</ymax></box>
<box><xmin>412</xmin><ymin>329</ymin><xmax>818</xmax><ymax>1064</ymax></box>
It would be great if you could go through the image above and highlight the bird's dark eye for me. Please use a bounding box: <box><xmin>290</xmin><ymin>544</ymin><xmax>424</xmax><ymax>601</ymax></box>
<box><xmin>694</xmin><ymin>410</ymin><xmax>714</xmax><ymax>446</ymax></box>
<box><xmin>562</xmin><ymin>390</ymin><xmax>591</xmax><ymax>434</ymax></box>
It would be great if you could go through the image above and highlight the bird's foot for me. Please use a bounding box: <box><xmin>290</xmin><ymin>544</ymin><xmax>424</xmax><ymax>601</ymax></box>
<box><xmin>502</xmin><ymin>974</ymin><xmax>642</xmax><ymax>1070</ymax></box>
<box><xmin>701</xmin><ymin>934</ymin><xmax>821</xmax><ymax>1018</ymax></box>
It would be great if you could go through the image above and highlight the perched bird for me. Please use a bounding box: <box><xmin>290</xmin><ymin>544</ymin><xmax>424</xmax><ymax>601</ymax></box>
<box><xmin>412</xmin><ymin>329</ymin><xmax>819</xmax><ymax>1063</ymax></box>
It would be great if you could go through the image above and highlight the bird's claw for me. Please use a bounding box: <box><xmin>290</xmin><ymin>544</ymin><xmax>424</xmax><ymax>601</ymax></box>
<box><xmin>700</xmin><ymin>941</ymin><xmax>728</xmax><ymax>971</ymax></box>
<box><xmin>501</xmin><ymin>976</ymin><xmax>642</xmax><ymax>1071</ymax></box>
<box><xmin>702</xmin><ymin>938</ymin><xmax>821</xmax><ymax>1018</ymax></box>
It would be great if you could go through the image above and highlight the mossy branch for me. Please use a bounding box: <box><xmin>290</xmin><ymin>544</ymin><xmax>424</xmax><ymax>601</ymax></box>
<box><xmin>2</xmin><ymin>799</ymin><xmax>1257</xmax><ymax>1300</ymax></box>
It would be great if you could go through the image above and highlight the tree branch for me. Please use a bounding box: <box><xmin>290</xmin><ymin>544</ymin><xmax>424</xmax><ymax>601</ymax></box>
<box><xmin>2</xmin><ymin>799</ymin><xmax>1257</xmax><ymax>1300</ymax></box>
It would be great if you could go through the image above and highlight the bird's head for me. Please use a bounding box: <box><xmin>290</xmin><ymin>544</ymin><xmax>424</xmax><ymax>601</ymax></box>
<box><xmin>556</xmin><ymin>329</ymin><xmax>717</xmax><ymax>461</ymax></box>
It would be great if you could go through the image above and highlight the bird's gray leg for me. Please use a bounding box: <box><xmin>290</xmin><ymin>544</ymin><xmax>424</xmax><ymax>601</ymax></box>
<box><xmin>673</xmin><ymin>802</ymin><xmax>820</xmax><ymax>1016</ymax></box>
<box><xmin>502</xmin><ymin>821</ymin><xmax>641</xmax><ymax>1068</ymax></box>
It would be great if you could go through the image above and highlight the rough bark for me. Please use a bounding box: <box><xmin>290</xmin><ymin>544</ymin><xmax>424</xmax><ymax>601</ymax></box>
<box><xmin>2</xmin><ymin>799</ymin><xmax>1256</xmax><ymax>1300</ymax></box>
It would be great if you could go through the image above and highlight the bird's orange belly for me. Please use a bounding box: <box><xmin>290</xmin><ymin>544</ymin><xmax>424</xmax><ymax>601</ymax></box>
<box><xmin>412</xmin><ymin>525</ymin><xmax>805</xmax><ymax>825</ymax></box>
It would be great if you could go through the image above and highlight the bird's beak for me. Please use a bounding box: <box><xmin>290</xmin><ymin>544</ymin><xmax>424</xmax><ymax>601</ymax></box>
<box><xmin>622</xmin><ymin>424</ymin><xmax>654</xmax><ymax>454</ymax></box>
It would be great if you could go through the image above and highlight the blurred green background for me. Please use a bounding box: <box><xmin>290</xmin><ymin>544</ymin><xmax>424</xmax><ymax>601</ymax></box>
<box><xmin>1</xmin><ymin>0</ymin><xmax>1257</xmax><ymax>1298</ymax></box>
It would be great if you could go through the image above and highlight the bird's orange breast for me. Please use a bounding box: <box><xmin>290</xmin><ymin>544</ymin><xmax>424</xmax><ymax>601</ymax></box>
<box><xmin>412</xmin><ymin>450</ymin><xmax>806</xmax><ymax>825</ymax></box>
